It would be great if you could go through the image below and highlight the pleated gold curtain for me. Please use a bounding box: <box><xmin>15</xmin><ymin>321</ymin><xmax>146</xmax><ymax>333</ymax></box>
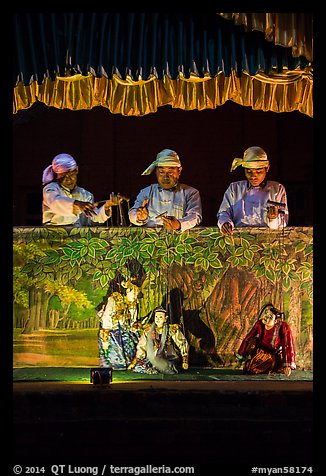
<box><xmin>13</xmin><ymin>12</ymin><xmax>313</xmax><ymax>118</ymax></box>
<box><xmin>13</xmin><ymin>67</ymin><xmax>313</xmax><ymax>117</ymax></box>
<box><xmin>217</xmin><ymin>13</ymin><xmax>313</xmax><ymax>62</ymax></box>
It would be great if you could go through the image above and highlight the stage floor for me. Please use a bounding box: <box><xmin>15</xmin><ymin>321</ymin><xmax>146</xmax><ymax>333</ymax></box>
<box><xmin>11</xmin><ymin>367</ymin><xmax>315</xmax><ymax>472</ymax></box>
<box><xmin>13</xmin><ymin>366</ymin><xmax>313</xmax><ymax>383</ymax></box>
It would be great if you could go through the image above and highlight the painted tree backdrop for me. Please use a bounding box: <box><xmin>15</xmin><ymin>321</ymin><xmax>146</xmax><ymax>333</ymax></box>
<box><xmin>13</xmin><ymin>226</ymin><xmax>313</xmax><ymax>368</ymax></box>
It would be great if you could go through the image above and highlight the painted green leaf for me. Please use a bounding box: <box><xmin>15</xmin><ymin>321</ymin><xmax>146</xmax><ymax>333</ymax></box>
<box><xmin>265</xmin><ymin>268</ymin><xmax>276</xmax><ymax>283</ymax></box>
<box><xmin>69</xmin><ymin>268</ymin><xmax>78</xmax><ymax>279</ymax></box>
<box><xmin>304</xmin><ymin>245</ymin><xmax>313</xmax><ymax>256</ymax></box>
<box><xmin>282</xmin><ymin>276</ymin><xmax>291</xmax><ymax>290</ymax></box>
<box><xmin>209</xmin><ymin>258</ymin><xmax>223</xmax><ymax>269</ymax></box>
<box><xmin>105</xmin><ymin>249</ymin><xmax>117</xmax><ymax>259</ymax></box>
<box><xmin>122</xmin><ymin>248</ymin><xmax>133</xmax><ymax>257</ymax></box>
<box><xmin>21</xmin><ymin>263</ymin><xmax>35</xmax><ymax>273</ymax></box>
<box><xmin>243</xmin><ymin>249</ymin><xmax>253</xmax><ymax>261</ymax></box>
<box><xmin>176</xmin><ymin>244</ymin><xmax>187</xmax><ymax>254</ymax></box>
<box><xmin>80</xmin><ymin>247</ymin><xmax>88</xmax><ymax>257</ymax></box>
<box><xmin>183</xmin><ymin>237</ymin><xmax>197</xmax><ymax>244</ymax></box>
<box><xmin>302</xmin><ymin>270</ymin><xmax>312</xmax><ymax>281</ymax></box>
<box><xmin>155</xmin><ymin>239</ymin><xmax>166</xmax><ymax>248</ymax></box>
<box><xmin>175</xmin><ymin>255</ymin><xmax>183</xmax><ymax>265</ymax></box>
<box><xmin>43</xmin><ymin>250</ymin><xmax>60</xmax><ymax>263</ymax></box>
<box><xmin>299</xmin><ymin>282</ymin><xmax>311</xmax><ymax>290</ymax></box>
<box><xmin>193</xmin><ymin>246</ymin><xmax>203</xmax><ymax>253</ymax></box>
<box><xmin>238</xmin><ymin>257</ymin><xmax>249</xmax><ymax>267</ymax></box>
<box><xmin>88</xmin><ymin>247</ymin><xmax>96</xmax><ymax>258</ymax></box>
<box><xmin>100</xmin><ymin>275</ymin><xmax>109</xmax><ymax>287</ymax></box>
<box><xmin>282</xmin><ymin>262</ymin><xmax>291</xmax><ymax>275</ymax></box>
<box><xmin>43</xmin><ymin>265</ymin><xmax>55</xmax><ymax>273</ymax></box>
<box><xmin>232</xmin><ymin>257</ymin><xmax>239</xmax><ymax>267</ymax></box>
<box><xmin>93</xmin><ymin>271</ymin><xmax>102</xmax><ymax>281</ymax></box>
<box><xmin>224</xmin><ymin>236</ymin><xmax>234</xmax><ymax>246</ymax></box>
<box><xmin>34</xmin><ymin>264</ymin><xmax>43</xmax><ymax>275</ymax></box>
<box><xmin>295</xmin><ymin>242</ymin><xmax>306</xmax><ymax>253</ymax></box>
<box><xmin>255</xmin><ymin>266</ymin><xmax>265</xmax><ymax>278</ymax></box>
<box><xmin>89</xmin><ymin>238</ymin><xmax>108</xmax><ymax>248</ymax></box>
<box><xmin>186</xmin><ymin>256</ymin><xmax>196</xmax><ymax>264</ymax></box>
<box><xmin>288</xmin><ymin>271</ymin><xmax>300</xmax><ymax>281</ymax></box>
<box><xmin>249</xmin><ymin>245</ymin><xmax>262</xmax><ymax>252</ymax></box>
<box><xmin>162</xmin><ymin>254</ymin><xmax>174</xmax><ymax>267</ymax></box>
<box><xmin>140</xmin><ymin>251</ymin><xmax>150</xmax><ymax>259</ymax></box>
<box><xmin>240</xmin><ymin>238</ymin><xmax>250</xmax><ymax>248</ymax></box>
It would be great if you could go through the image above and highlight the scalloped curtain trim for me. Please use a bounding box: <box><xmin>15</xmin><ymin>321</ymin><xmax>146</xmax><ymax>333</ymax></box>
<box><xmin>13</xmin><ymin>68</ymin><xmax>313</xmax><ymax>117</ymax></box>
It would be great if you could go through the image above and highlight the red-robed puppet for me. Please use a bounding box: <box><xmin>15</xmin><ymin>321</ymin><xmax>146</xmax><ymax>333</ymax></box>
<box><xmin>236</xmin><ymin>303</ymin><xmax>296</xmax><ymax>376</ymax></box>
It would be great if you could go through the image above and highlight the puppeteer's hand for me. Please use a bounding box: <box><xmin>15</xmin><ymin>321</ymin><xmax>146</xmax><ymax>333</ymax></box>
<box><xmin>220</xmin><ymin>222</ymin><xmax>233</xmax><ymax>236</ymax></box>
<box><xmin>267</xmin><ymin>205</ymin><xmax>279</xmax><ymax>220</ymax></box>
<box><xmin>162</xmin><ymin>215</ymin><xmax>181</xmax><ymax>230</ymax></box>
<box><xmin>73</xmin><ymin>200</ymin><xmax>96</xmax><ymax>217</ymax></box>
<box><xmin>136</xmin><ymin>199</ymin><xmax>149</xmax><ymax>222</ymax></box>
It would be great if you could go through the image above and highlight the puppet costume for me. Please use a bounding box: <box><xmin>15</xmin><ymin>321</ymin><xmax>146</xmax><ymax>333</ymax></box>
<box><xmin>237</xmin><ymin>318</ymin><xmax>296</xmax><ymax>375</ymax></box>
<box><xmin>98</xmin><ymin>291</ymin><xmax>141</xmax><ymax>369</ymax></box>
<box><xmin>128</xmin><ymin>322</ymin><xmax>189</xmax><ymax>374</ymax></box>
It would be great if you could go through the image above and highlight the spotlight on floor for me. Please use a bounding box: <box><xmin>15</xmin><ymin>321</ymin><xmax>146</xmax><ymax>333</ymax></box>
<box><xmin>90</xmin><ymin>367</ymin><xmax>113</xmax><ymax>385</ymax></box>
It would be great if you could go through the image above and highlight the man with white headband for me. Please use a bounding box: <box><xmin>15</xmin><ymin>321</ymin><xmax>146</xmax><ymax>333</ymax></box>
<box><xmin>42</xmin><ymin>153</ymin><xmax>121</xmax><ymax>226</ymax></box>
<box><xmin>128</xmin><ymin>149</ymin><xmax>202</xmax><ymax>231</ymax></box>
<box><xmin>217</xmin><ymin>146</ymin><xmax>289</xmax><ymax>236</ymax></box>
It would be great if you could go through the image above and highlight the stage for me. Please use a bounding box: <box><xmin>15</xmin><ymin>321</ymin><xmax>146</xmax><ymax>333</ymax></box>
<box><xmin>12</xmin><ymin>367</ymin><xmax>315</xmax><ymax>473</ymax></box>
<box><xmin>12</xmin><ymin>227</ymin><xmax>314</xmax><ymax>471</ymax></box>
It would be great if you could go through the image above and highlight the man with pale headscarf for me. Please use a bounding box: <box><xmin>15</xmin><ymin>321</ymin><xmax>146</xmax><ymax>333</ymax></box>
<box><xmin>128</xmin><ymin>149</ymin><xmax>202</xmax><ymax>232</ymax></box>
<box><xmin>217</xmin><ymin>146</ymin><xmax>289</xmax><ymax>236</ymax></box>
<box><xmin>42</xmin><ymin>153</ymin><xmax>121</xmax><ymax>226</ymax></box>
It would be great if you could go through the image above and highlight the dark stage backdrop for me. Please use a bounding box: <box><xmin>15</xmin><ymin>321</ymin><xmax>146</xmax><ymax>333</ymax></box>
<box><xmin>13</xmin><ymin>100</ymin><xmax>313</xmax><ymax>227</ymax></box>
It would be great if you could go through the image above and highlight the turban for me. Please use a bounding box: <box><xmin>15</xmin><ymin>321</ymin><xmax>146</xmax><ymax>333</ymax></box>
<box><xmin>141</xmin><ymin>149</ymin><xmax>181</xmax><ymax>175</ymax></box>
<box><xmin>42</xmin><ymin>153</ymin><xmax>78</xmax><ymax>185</ymax></box>
<box><xmin>230</xmin><ymin>146</ymin><xmax>269</xmax><ymax>172</ymax></box>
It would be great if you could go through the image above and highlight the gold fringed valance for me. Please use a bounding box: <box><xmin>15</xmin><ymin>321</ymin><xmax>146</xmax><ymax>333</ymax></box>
<box><xmin>13</xmin><ymin>67</ymin><xmax>313</xmax><ymax>118</ymax></box>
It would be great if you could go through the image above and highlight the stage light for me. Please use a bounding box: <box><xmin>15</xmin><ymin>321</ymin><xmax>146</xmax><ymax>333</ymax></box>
<box><xmin>90</xmin><ymin>367</ymin><xmax>112</xmax><ymax>385</ymax></box>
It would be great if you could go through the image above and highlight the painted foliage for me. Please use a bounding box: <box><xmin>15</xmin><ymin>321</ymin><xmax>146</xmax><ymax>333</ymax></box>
<box><xmin>13</xmin><ymin>226</ymin><xmax>313</xmax><ymax>368</ymax></box>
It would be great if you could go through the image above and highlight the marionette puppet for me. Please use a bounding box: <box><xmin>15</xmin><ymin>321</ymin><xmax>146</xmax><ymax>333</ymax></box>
<box><xmin>97</xmin><ymin>279</ymin><xmax>142</xmax><ymax>369</ymax></box>
<box><xmin>128</xmin><ymin>306</ymin><xmax>189</xmax><ymax>374</ymax></box>
<box><xmin>235</xmin><ymin>303</ymin><xmax>296</xmax><ymax>376</ymax></box>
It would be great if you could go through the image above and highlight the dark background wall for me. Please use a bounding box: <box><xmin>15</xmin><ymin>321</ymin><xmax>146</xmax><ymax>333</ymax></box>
<box><xmin>13</xmin><ymin>100</ymin><xmax>313</xmax><ymax>227</ymax></box>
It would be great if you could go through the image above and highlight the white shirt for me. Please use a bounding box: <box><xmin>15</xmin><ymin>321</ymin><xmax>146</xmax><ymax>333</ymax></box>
<box><xmin>128</xmin><ymin>183</ymin><xmax>202</xmax><ymax>232</ymax></box>
<box><xmin>42</xmin><ymin>182</ymin><xmax>110</xmax><ymax>226</ymax></box>
<box><xmin>217</xmin><ymin>180</ymin><xmax>289</xmax><ymax>230</ymax></box>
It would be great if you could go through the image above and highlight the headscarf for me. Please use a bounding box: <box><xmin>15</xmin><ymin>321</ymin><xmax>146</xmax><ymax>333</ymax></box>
<box><xmin>141</xmin><ymin>149</ymin><xmax>181</xmax><ymax>175</ymax></box>
<box><xmin>230</xmin><ymin>146</ymin><xmax>269</xmax><ymax>172</ymax></box>
<box><xmin>42</xmin><ymin>153</ymin><xmax>77</xmax><ymax>185</ymax></box>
